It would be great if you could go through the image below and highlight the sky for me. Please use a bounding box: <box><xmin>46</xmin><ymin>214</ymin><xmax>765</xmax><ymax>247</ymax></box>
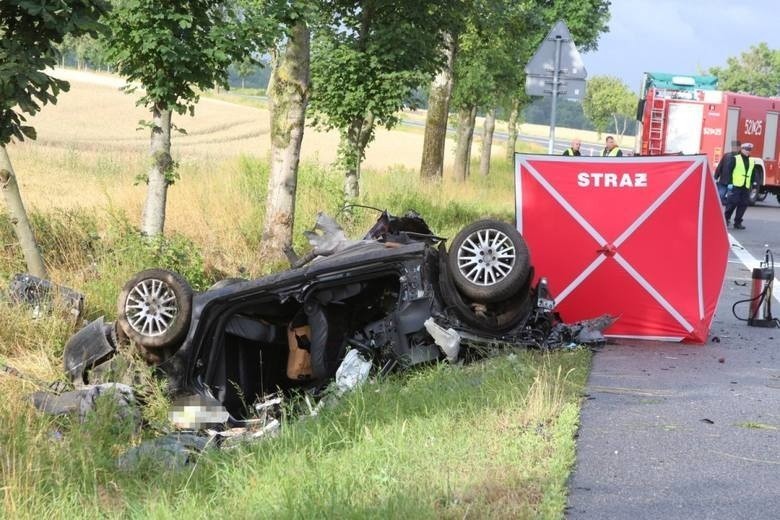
<box><xmin>581</xmin><ymin>0</ymin><xmax>780</xmax><ymax>93</ymax></box>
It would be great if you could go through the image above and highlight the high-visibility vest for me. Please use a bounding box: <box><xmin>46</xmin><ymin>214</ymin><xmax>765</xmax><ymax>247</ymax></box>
<box><xmin>563</xmin><ymin>148</ymin><xmax>575</xmax><ymax>156</ymax></box>
<box><xmin>601</xmin><ymin>147</ymin><xmax>620</xmax><ymax>157</ymax></box>
<box><xmin>732</xmin><ymin>155</ymin><xmax>755</xmax><ymax>188</ymax></box>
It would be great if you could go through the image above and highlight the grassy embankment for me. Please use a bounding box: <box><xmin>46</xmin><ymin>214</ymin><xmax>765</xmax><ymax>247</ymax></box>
<box><xmin>0</xmin><ymin>77</ymin><xmax>590</xmax><ymax>518</ymax></box>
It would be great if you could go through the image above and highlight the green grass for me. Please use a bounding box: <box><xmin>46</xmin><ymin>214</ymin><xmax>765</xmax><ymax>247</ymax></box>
<box><xmin>736</xmin><ymin>422</ymin><xmax>778</xmax><ymax>430</ymax></box>
<box><xmin>2</xmin><ymin>350</ymin><xmax>590</xmax><ymax>519</ymax></box>
<box><xmin>206</xmin><ymin>89</ymin><xmax>268</xmax><ymax>110</ymax></box>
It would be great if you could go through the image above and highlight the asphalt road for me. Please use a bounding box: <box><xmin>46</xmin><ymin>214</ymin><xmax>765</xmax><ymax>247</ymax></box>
<box><xmin>398</xmin><ymin>118</ymin><xmax>608</xmax><ymax>156</ymax></box>
<box><xmin>566</xmin><ymin>200</ymin><xmax>780</xmax><ymax>519</ymax></box>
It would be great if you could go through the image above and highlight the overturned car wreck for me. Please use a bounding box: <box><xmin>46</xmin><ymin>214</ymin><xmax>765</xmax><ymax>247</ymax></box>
<box><xmin>62</xmin><ymin>211</ymin><xmax>601</xmax><ymax>425</ymax></box>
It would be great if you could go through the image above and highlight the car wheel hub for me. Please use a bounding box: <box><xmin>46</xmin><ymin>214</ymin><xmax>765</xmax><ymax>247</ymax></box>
<box><xmin>125</xmin><ymin>279</ymin><xmax>178</xmax><ymax>337</ymax></box>
<box><xmin>457</xmin><ymin>228</ymin><xmax>516</xmax><ymax>286</ymax></box>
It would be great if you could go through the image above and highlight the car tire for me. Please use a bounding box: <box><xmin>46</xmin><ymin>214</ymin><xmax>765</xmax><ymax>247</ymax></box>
<box><xmin>448</xmin><ymin>219</ymin><xmax>531</xmax><ymax>304</ymax></box>
<box><xmin>111</xmin><ymin>320</ymin><xmax>128</xmax><ymax>346</ymax></box>
<box><xmin>117</xmin><ymin>269</ymin><xmax>193</xmax><ymax>350</ymax></box>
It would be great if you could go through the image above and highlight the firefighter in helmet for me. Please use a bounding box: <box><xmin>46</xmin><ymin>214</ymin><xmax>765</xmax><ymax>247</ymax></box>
<box><xmin>563</xmin><ymin>138</ymin><xmax>582</xmax><ymax>156</ymax></box>
<box><xmin>723</xmin><ymin>142</ymin><xmax>755</xmax><ymax>230</ymax></box>
<box><xmin>601</xmin><ymin>135</ymin><xmax>623</xmax><ymax>157</ymax></box>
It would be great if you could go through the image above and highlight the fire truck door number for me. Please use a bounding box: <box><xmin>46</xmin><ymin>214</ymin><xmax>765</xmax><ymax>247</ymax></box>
<box><xmin>744</xmin><ymin>119</ymin><xmax>763</xmax><ymax>135</ymax></box>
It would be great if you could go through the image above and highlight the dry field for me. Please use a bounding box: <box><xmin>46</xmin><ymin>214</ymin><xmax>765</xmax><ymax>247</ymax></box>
<box><xmin>5</xmin><ymin>69</ymin><xmax>520</xmax><ymax>275</ymax></box>
<box><xmin>8</xmin><ymin>68</ymin><xmax>504</xmax><ymax>211</ymax></box>
<box><xmin>22</xmin><ymin>68</ymin><xmax>466</xmax><ymax>171</ymax></box>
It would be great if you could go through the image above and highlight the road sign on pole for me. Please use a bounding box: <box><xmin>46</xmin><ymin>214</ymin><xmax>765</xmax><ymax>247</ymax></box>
<box><xmin>525</xmin><ymin>20</ymin><xmax>587</xmax><ymax>154</ymax></box>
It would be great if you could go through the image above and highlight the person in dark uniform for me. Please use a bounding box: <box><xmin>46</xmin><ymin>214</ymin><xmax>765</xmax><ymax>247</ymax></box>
<box><xmin>723</xmin><ymin>142</ymin><xmax>756</xmax><ymax>230</ymax></box>
<box><xmin>601</xmin><ymin>135</ymin><xmax>623</xmax><ymax>156</ymax></box>
<box><xmin>562</xmin><ymin>138</ymin><xmax>581</xmax><ymax>156</ymax></box>
<box><xmin>714</xmin><ymin>139</ymin><xmax>740</xmax><ymax>203</ymax></box>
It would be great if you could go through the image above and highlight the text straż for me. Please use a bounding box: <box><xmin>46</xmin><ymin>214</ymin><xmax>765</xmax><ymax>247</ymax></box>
<box><xmin>577</xmin><ymin>172</ymin><xmax>648</xmax><ymax>188</ymax></box>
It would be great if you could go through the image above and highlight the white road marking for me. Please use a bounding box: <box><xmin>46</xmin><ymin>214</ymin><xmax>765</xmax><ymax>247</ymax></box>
<box><xmin>728</xmin><ymin>233</ymin><xmax>780</xmax><ymax>304</ymax></box>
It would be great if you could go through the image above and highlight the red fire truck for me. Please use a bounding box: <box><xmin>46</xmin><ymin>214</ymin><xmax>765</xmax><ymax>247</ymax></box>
<box><xmin>636</xmin><ymin>72</ymin><xmax>780</xmax><ymax>205</ymax></box>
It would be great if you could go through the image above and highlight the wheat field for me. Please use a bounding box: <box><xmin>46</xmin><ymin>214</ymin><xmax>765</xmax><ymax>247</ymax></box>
<box><xmin>15</xmin><ymin>69</ymin><xmax>461</xmax><ymax>179</ymax></box>
<box><xmin>5</xmin><ymin>69</ymin><xmax>524</xmax><ymax>279</ymax></box>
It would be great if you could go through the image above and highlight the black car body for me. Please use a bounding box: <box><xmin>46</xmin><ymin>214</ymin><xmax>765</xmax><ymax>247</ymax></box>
<box><xmin>65</xmin><ymin>213</ymin><xmax>543</xmax><ymax>423</ymax></box>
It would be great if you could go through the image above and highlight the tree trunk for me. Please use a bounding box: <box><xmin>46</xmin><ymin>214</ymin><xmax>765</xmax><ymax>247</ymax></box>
<box><xmin>342</xmin><ymin>112</ymin><xmax>375</xmax><ymax>200</ymax></box>
<box><xmin>141</xmin><ymin>105</ymin><xmax>172</xmax><ymax>236</ymax></box>
<box><xmin>339</xmin><ymin>4</ymin><xmax>378</xmax><ymax>199</ymax></box>
<box><xmin>479</xmin><ymin>108</ymin><xmax>496</xmax><ymax>177</ymax></box>
<box><xmin>505</xmin><ymin>98</ymin><xmax>520</xmax><ymax>161</ymax></box>
<box><xmin>241</xmin><ymin>77</ymin><xmax>246</xmax><ymax>89</ymax></box>
<box><xmin>263</xmin><ymin>21</ymin><xmax>310</xmax><ymax>255</ymax></box>
<box><xmin>452</xmin><ymin>105</ymin><xmax>476</xmax><ymax>182</ymax></box>
<box><xmin>464</xmin><ymin>105</ymin><xmax>477</xmax><ymax>178</ymax></box>
<box><xmin>341</xmin><ymin>130</ymin><xmax>359</xmax><ymax>200</ymax></box>
<box><xmin>420</xmin><ymin>34</ymin><xmax>457</xmax><ymax>180</ymax></box>
<box><xmin>0</xmin><ymin>147</ymin><xmax>47</xmax><ymax>278</ymax></box>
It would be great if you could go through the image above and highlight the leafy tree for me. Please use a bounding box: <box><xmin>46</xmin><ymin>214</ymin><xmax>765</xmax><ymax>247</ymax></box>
<box><xmin>450</xmin><ymin>25</ymin><xmax>490</xmax><ymax>181</ymax></box>
<box><xmin>419</xmin><ymin>34</ymin><xmax>457</xmax><ymax>180</ymax></box>
<box><xmin>504</xmin><ymin>94</ymin><xmax>528</xmax><ymax>160</ymax></box>
<box><xmin>103</xmin><ymin>0</ymin><xmax>276</xmax><ymax>236</ymax></box>
<box><xmin>418</xmin><ymin>0</ymin><xmax>475</xmax><ymax>182</ymax></box>
<box><xmin>309</xmin><ymin>1</ymin><xmax>458</xmax><ymax>199</ymax></box>
<box><xmin>420</xmin><ymin>0</ymin><xmax>611</xmax><ymax>179</ymax></box>
<box><xmin>482</xmin><ymin>3</ymin><xmax>547</xmax><ymax>174</ymax></box>
<box><xmin>57</xmin><ymin>34</ymin><xmax>111</xmax><ymax>70</ymax></box>
<box><xmin>449</xmin><ymin>1</ymin><xmax>542</xmax><ymax>178</ymax></box>
<box><xmin>505</xmin><ymin>0</ymin><xmax>610</xmax><ymax>156</ymax></box>
<box><xmin>0</xmin><ymin>0</ymin><xmax>108</xmax><ymax>278</ymax></box>
<box><xmin>582</xmin><ymin>75</ymin><xmax>636</xmax><ymax>139</ymax></box>
<box><xmin>82</xmin><ymin>34</ymin><xmax>112</xmax><ymax>71</ymax></box>
<box><xmin>73</xmin><ymin>34</ymin><xmax>92</xmax><ymax>69</ymax></box>
<box><xmin>235</xmin><ymin>56</ymin><xmax>256</xmax><ymax>89</ymax></box>
<box><xmin>523</xmin><ymin>97</ymin><xmax>595</xmax><ymax>130</ymax></box>
<box><xmin>418</xmin><ymin>1</ymin><xmax>478</xmax><ymax>181</ymax></box>
<box><xmin>227</xmin><ymin>57</ymin><xmax>272</xmax><ymax>89</ymax></box>
<box><xmin>541</xmin><ymin>0</ymin><xmax>610</xmax><ymax>54</ymax></box>
<box><xmin>56</xmin><ymin>34</ymin><xmax>76</xmax><ymax>67</ymax></box>
<box><xmin>710</xmin><ymin>42</ymin><xmax>780</xmax><ymax>96</ymax></box>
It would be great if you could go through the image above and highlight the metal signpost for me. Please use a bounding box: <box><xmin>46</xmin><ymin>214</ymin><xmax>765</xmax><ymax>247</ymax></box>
<box><xmin>525</xmin><ymin>21</ymin><xmax>587</xmax><ymax>154</ymax></box>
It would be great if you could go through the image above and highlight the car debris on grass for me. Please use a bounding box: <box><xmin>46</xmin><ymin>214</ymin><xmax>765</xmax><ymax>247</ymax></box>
<box><xmin>5</xmin><ymin>273</ymin><xmax>84</xmax><ymax>321</ymax></box>
<box><xmin>5</xmin><ymin>210</ymin><xmax>611</xmax><ymax>466</ymax></box>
